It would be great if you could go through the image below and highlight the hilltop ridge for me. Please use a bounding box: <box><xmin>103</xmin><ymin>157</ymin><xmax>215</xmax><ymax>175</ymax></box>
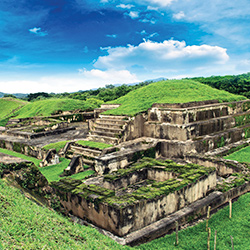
<box><xmin>104</xmin><ymin>79</ymin><xmax>246</xmax><ymax>116</ymax></box>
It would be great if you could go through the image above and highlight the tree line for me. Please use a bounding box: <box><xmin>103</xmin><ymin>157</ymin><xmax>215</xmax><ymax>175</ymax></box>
<box><xmin>22</xmin><ymin>81</ymin><xmax>153</xmax><ymax>102</ymax></box>
<box><xmin>191</xmin><ymin>72</ymin><xmax>250</xmax><ymax>98</ymax></box>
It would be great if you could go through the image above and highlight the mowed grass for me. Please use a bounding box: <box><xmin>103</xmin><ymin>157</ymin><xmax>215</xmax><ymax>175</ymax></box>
<box><xmin>39</xmin><ymin>158</ymin><xmax>71</xmax><ymax>182</ymax></box>
<box><xmin>1</xmin><ymin>177</ymin><xmax>250</xmax><ymax>249</ymax></box>
<box><xmin>39</xmin><ymin>158</ymin><xmax>94</xmax><ymax>182</ymax></box>
<box><xmin>224</xmin><ymin>146</ymin><xmax>250</xmax><ymax>163</ymax></box>
<box><xmin>0</xmin><ymin>179</ymin><xmax>128</xmax><ymax>250</ymax></box>
<box><xmin>0</xmin><ymin>98</ymin><xmax>28</xmax><ymax>126</ymax></box>
<box><xmin>105</xmin><ymin>79</ymin><xmax>246</xmax><ymax>116</ymax></box>
<box><xmin>76</xmin><ymin>140</ymin><xmax>113</xmax><ymax>149</ymax></box>
<box><xmin>14</xmin><ymin>98</ymin><xmax>102</xmax><ymax>119</ymax></box>
<box><xmin>42</xmin><ymin>140</ymin><xmax>71</xmax><ymax>152</ymax></box>
<box><xmin>43</xmin><ymin>140</ymin><xmax>113</xmax><ymax>152</ymax></box>
<box><xmin>136</xmin><ymin>192</ymin><xmax>250</xmax><ymax>250</ymax></box>
<box><xmin>0</xmin><ymin>148</ymin><xmax>41</xmax><ymax>166</ymax></box>
<box><xmin>0</xmin><ymin>148</ymin><xmax>93</xmax><ymax>182</ymax></box>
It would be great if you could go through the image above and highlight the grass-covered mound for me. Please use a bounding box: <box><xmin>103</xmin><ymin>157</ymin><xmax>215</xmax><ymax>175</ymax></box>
<box><xmin>15</xmin><ymin>98</ymin><xmax>103</xmax><ymax>119</ymax></box>
<box><xmin>224</xmin><ymin>146</ymin><xmax>250</xmax><ymax>163</ymax></box>
<box><xmin>104</xmin><ymin>79</ymin><xmax>246</xmax><ymax>116</ymax></box>
<box><xmin>0</xmin><ymin>98</ymin><xmax>28</xmax><ymax>126</ymax></box>
<box><xmin>42</xmin><ymin>140</ymin><xmax>113</xmax><ymax>153</ymax></box>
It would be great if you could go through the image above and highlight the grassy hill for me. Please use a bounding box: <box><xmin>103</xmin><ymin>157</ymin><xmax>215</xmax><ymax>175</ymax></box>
<box><xmin>104</xmin><ymin>79</ymin><xmax>246</xmax><ymax>116</ymax></box>
<box><xmin>0</xmin><ymin>98</ymin><xmax>28</xmax><ymax>126</ymax></box>
<box><xmin>1</xmin><ymin>177</ymin><xmax>250</xmax><ymax>249</ymax></box>
<box><xmin>14</xmin><ymin>98</ymin><xmax>103</xmax><ymax>119</ymax></box>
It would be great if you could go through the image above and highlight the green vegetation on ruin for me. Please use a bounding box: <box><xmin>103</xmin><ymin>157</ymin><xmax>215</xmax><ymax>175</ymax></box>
<box><xmin>0</xmin><ymin>148</ymin><xmax>41</xmax><ymax>167</ymax></box>
<box><xmin>0</xmin><ymin>97</ymin><xmax>103</xmax><ymax>126</ymax></box>
<box><xmin>0</xmin><ymin>148</ymin><xmax>93</xmax><ymax>182</ymax></box>
<box><xmin>52</xmin><ymin>158</ymin><xmax>215</xmax><ymax>207</ymax></box>
<box><xmin>216</xmin><ymin>173</ymin><xmax>250</xmax><ymax>192</ymax></box>
<box><xmin>14</xmin><ymin>98</ymin><xmax>103</xmax><ymax>118</ymax></box>
<box><xmin>38</xmin><ymin>158</ymin><xmax>94</xmax><ymax>182</ymax></box>
<box><xmin>0</xmin><ymin>97</ymin><xmax>28</xmax><ymax>126</ymax></box>
<box><xmin>104</xmin><ymin>79</ymin><xmax>246</xmax><ymax>116</ymax></box>
<box><xmin>42</xmin><ymin>140</ymin><xmax>71</xmax><ymax>152</ymax></box>
<box><xmin>75</xmin><ymin>140</ymin><xmax>113</xmax><ymax>149</ymax></box>
<box><xmin>1</xmin><ymin>178</ymin><xmax>250</xmax><ymax>249</ymax></box>
<box><xmin>224</xmin><ymin>145</ymin><xmax>250</xmax><ymax>163</ymax></box>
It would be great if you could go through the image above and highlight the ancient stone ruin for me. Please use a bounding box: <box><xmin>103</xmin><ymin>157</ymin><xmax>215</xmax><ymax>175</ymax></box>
<box><xmin>1</xmin><ymin>100</ymin><xmax>250</xmax><ymax>245</ymax></box>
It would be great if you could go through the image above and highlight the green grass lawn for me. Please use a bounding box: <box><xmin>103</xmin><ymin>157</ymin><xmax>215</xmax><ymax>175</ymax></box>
<box><xmin>0</xmin><ymin>179</ymin><xmax>128</xmax><ymax>250</ymax></box>
<box><xmin>14</xmin><ymin>98</ymin><xmax>103</xmax><ymax>119</ymax></box>
<box><xmin>0</xmin><ymin>148</ymin><xmax>93</xmax><ymax>182</ymax></box>
<box><xmin>76</xmin><ymin>140</ymin><xmax>113</xmax><ymax>149</ymax></box>
<box><xmin>0</xmin><ymin>148</ymin><xmax>41</xmax><ymax>166</ymax></box>
<box><xmin>42</xmin><ymin>140</ymin><xmax>71</xmax><ymax>152</ymax></box>
<box><xmin>38</xmin><ymin>158</ymin><xmax>71</xmax><ymax>182</ymax></box>
<box><xmin>224</xmin><ymin>146</ymin><xmax>250</xmax><ymax>163</ymax></box>
<box><xmin>0</xmin><ymin>98</ymin><xmax>28</xmax><ymax>126</ymax></box>
<box><xmin>104</xmin><ymin>79</ymin><xmax>246</xmax><ymax>116</ymax></box>
<box><xmin>0</xmin><ymin>177</ymin><xmax>250</xmax><ymax>249</ymax></box>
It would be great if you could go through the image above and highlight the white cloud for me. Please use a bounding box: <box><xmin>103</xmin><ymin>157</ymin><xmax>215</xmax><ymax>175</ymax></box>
<box><xmin>147</xmin><ymin>6</ymin><xmax>159</xmax><ymax>11</ymax></box>
<box><xmin>116</xmin><ymin>4</ymin><xmax>134</xmax><ymax>9</ymax></box>
<box><xmin>173</xmin><ymin>11</ymin><xmax>185</xmax><ymax>20</ymax></box>
<box><xmin>139</xmin><ymin>18</ymin><xmax>156</xmax><ymax>24</ymax></box>
<box><xmin>94</xmin><ymin>39</ymin><xmax>229</xmax><ymax>74</ymax></box>
<box><xmin>78</xmin><ymin>68</ymin><xmax>138</xmax><ymax>83</ymax></box>
<box><xmin>29</xmin><ymin>27</ymin><xmax>48</xmax><ymax>37</ymax></box>
<box><xmin>138</xmin><ymin>0</ymin><xmax>175</xmax><ymax>7</ymax></box>
<box><xmin>126</xmin><ymin>11</ymin><xmax>140</xmax><ymax>19</ymax></box>
<box><xmin>0</xmin><ymin>69</ymin><xmax>139</xmax><ymax>93</ymax></box>
<box><xmin>168</xmin><ymin>0</ymin><xmax>250</xmax><ymax>47</ymax></box>
<box><xmin>148</xmin><ymin>32</ymin><xmax>159</xmax><ymax>38</ymax></box>
<box><xmin>106</xmin><ymin>34</ymin><xmax>117</xmax><ymax>38</ymax></box>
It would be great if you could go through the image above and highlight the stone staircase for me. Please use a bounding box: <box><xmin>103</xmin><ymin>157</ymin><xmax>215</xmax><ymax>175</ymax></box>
<box><xmin>89</xmin><ymin>114</ymin><xmax>130</xmax><ymax>145</ymax></box>
<box><xmin>66</xmin><ymin>143</ymin><xmax>103</xmax><ymax>166</ymax></box>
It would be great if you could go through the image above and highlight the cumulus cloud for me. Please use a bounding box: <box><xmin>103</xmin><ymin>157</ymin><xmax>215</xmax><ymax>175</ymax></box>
<box><xmin>139</xmin><ymin>18</ymin><xmax>156</xmax><ymax>24</ymax></box>
<box><xmin>0</xmin><ymin>69</ymin><xmax>139</xmax><ymax>93</ymax></box>
<box><xmin>94</xmin><ymin>39</ymin><xmax>229</xmax><ymax>73</ymax></box>
<box><xmin>29</xmin><ymin>27</ymin><xmax>48</xmax><ymax>37</ymax></box>
<box><xmin>116</xmin><ymin>4</ymin><xmax>134</xmax><ymax>9</ymax></box>
<box><xmin>138</xmin><ymin>0</ymin><xmax>175</xmax><ymax>7</ymax></box>
<box><xmin>147</xmin><ymin>6</ymin><xmax>159</xmax><ymax>11</ymax></box>
<box><xmin>78</xmin><ymin>68</ymin><xmax>138</xmax><ymax>82</ymax></box>
<box><xmin>126</xmin><ymin>11</ymin><xmax>140</xmax><ymax>19</ymax></box>
<box><xmin>173</xmin><ymin>11</ymin><xmax>185</xmax><ymax>20</ymax></box>
<box><xmin>147</xmin><ymin>32</ymin><xmax>159</xmax><ymax>38</ymax></box>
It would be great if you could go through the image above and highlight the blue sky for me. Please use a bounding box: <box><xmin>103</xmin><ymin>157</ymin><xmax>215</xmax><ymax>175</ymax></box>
<box><xmin>1</xmin><ymin>0</ymin><xmax>250</xmax><ymax>93</ymax></box>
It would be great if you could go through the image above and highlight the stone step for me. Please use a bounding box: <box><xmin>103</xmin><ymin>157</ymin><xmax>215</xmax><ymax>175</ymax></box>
<box><xmin>89</xmin><ymin>135</ymin><xmax>119</xmax><ymax>145</ymax></box>
<box><xmin>91</xmin><ymin>130</ymin><xmax>121</xmax><ymax>138</ymax></box>
<box><xmin>95</xmin><ymin>118</ymin><xmax>128</xmax><ymax>125</ymax></box>
<box><xmin>71</xmin><ymin>145</ymin><xmax>102</xmax><ymax>157</ymax></box>
<box><xmin>93</xmin><ymin>126</ymin><xmax>124</xmax><ymax>134</ymax></box>
<box><xmin>82</xmin><ymin>158</ymin><xmax>95</xmax><ymax>166</ymax></box>
<box><xmin>95</xmin><ymin>121</ymin><xmax>125</xmax><ymax>129</ymax></box>
<box><xmin>99</xmin><ymin>114</ymin><xmax>129</xmax><ymax>120</ymax></box>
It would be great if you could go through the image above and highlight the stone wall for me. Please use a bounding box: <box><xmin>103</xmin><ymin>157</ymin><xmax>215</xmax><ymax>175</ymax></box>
<box><xmin>184</xmin><ymin>154</ymin><xmax>244</xmax><ymax>176</ymax></box>
<box><xmin>0</xmin><ymin>139</ymin><xmax>46</xmax><ymax>160</ymax></box>
<box><xmin>55</xmin><ymin>171</ymin><xmax>216</xmax><ymax>237</ymax></box>
<box><xmin>95</xmin><ymin>144</ymin><xmax>157</xmax><ymax>174</ymax></box>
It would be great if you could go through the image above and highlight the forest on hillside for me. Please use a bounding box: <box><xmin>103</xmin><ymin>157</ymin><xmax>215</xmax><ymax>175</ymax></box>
<box><xmin>191</xmin><ymin>72</ymin><xmax>250</xmax><ymax>98</ymax></box>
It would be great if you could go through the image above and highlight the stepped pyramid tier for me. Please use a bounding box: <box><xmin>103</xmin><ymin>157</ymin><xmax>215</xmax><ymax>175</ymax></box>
<box><xmin>88</xmin><ymin>114</ymin><xmax>132</xmax><ymax>145</ymax></box>
<box><xmin>88</xmin><ymin>99</ymin><xmax>250</xmax><ymax>158</ymax></box>
<box><xmin>64</xmin><ymin>141</ymin><xmax>103</xmax><ymax>166</ymax></box>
